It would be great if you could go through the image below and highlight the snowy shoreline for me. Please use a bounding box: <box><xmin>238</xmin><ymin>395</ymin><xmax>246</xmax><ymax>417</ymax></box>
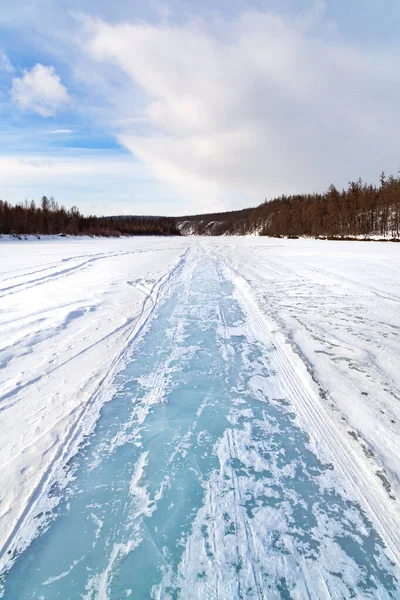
<box><xmin>1</xmin><ymin>232</ymin><xmax>400</xmax><ymax>243</ymax></box>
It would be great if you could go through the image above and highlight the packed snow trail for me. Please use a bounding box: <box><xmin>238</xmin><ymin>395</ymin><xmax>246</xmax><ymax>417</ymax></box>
<box><xmin>1</xmin><ymin>249</ymin><xmax>399</xmax><ymax>598</ymax></box>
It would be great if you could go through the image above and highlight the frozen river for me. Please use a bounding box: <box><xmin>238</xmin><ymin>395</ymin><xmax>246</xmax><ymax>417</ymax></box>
<box><xmin>1</xmin><ymin>244</ymin><xmax>398</xmax><ymax>599</ymax></box>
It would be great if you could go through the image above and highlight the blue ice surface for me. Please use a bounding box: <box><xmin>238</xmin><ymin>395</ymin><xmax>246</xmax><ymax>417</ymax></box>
<box><xmin>1</xmin><ymin>257</ymin><xmax>398</xmax><ymax>599</ymax></box>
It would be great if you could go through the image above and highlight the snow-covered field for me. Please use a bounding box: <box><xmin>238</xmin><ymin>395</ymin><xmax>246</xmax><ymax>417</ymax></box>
<box><xmin>0</xmin><ymin>236</ymin><xmax>399</xmax><ymax>597</ymax></box>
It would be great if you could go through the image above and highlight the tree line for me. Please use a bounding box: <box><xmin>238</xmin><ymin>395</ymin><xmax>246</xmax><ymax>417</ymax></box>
<box><xmin>252</xmin><ymin>171</ymin><xmax>400</xmax><ymax>237</ymax></box>
<box><xmin>2</xmin><ymin>170</ymin><xmax>400</xmax><ymax>238</ymax></box>
<box><xmin>176</xmin><ymin>171</ymin><xmax>400</xmax><ymax>238</ymax></box>
<box><xmin>0</xmin><ymin>196</ymin><xmax>180</xmax><ymax>237</ymax></box>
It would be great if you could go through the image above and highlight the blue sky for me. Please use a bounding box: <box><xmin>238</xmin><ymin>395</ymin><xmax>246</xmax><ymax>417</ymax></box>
<box><xmin>1</xmin><ymin>0</ymin><xmax>399</xmax><ymax>216</ymax></box>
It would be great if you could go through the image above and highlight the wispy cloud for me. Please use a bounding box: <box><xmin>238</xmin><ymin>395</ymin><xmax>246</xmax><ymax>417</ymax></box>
<box><xmin>11</xmin><ymin>64</ymin><xmax>70</xmax><ymax>117</ymax></box>
<box><xmin>18</xmin><ymin>157</ymin><xmax>55</xmax><ymax>169</ymax></box>
<box><xmin>0</xmin><ymin>50</ymin><xmax>14</xmax><ymax>73</ymax></box>
<box><xmin>48</xmin><ymin>129</ymin><xmax>73</xmax><ymax>134</ymax></box>
<box><xmin>2</xmin><ymin>2</ymin><xmax>400</xmax><ymax>214</ymax></box>
<box><xmin>0</xmin><ymin>154</ymin><xmax>133</xmax><ymax>178</ymax></box>
<box><xmin>0</xmin><ymin>152</ymin><xmax>184</xmax><ymax>215</ymax></box>
<box><xmin>84</xmin><ymin>11</ymin><xmax>400</xmax><ymax>210</ymax></box>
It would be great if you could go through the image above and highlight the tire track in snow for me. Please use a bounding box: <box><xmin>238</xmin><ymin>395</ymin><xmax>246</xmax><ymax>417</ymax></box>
<box><xmin>0</xmin><ymin>246</ymin><xmax>192</xmax><ymax>578</ymax></box>
<box><xmin>0</xmin><ymin>251</ymin><xmax>137</xmax><ymax>298</ymax></box>
<box><xmin>217</xmin><ymin>252</ymin><xmax>400</xmax><ymax>567</ymax></box>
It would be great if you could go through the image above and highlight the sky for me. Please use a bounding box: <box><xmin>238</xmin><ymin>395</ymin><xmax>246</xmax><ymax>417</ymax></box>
<box><xmin>0</xmin><ymin>0</ymin><xmax>399</xmax><ymax>216</ymax></box>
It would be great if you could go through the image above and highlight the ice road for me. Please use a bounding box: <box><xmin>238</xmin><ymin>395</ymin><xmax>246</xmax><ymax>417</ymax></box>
<box><xmin>0</xmin><ymin>237</ymin><xmax>399</xmax><ymax>598</ymax></box>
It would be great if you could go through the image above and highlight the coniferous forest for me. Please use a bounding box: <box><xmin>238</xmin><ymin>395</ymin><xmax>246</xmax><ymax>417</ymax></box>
<box><xmin>0</xmin><ymin>196</ymin><xmax>180</xmax><ymax>237</ymax></box>
<box><xmin>253</xmin><ymin>171</ymin><xmax>400</xmax><ymax>238</ymax></box>
<box><xmin>1</xmin><ymin>171</ymin><xmax>400</xmax><ymax>238</ymax></box>
<box><xmin>177</xmin><ymin>171</ymin><xmax>400</xmax><ymax>238</ymax></box>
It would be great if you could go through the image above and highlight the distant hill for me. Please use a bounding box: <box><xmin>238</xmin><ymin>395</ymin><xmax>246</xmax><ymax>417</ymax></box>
<box><xmin>176</xmin><ymin>208</ymin><xmax>254</xmax><ymax>236</ymax></box>
<box><xmin>175</xmin><ymin>172</ymin><xmax>400</xmax><ymax>238</ymax></box>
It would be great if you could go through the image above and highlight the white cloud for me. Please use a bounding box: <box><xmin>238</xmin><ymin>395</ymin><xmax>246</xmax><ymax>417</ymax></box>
<box><xmin>0</xmin><ymin>154</ymin><xmax>131</xmax><ymax>178</ymax></box>
<box><xmin>11</xmin><ymin>64</ymin><xmax>70</xmax><ymax>117</ymax></box>
<box><xmin>0</xmin><ymin>153</ymin><xmax>184</xmax><ymax>216</ymax></box>
<box><xmin>84</xmin><ymin>12</ymin><xmax>400</xmax><ymax>210</ymax></box>
<box><xmin>0</xmin><ymin>50</ymin><xmax>13</xmax><ymax>73</ymax></box>
<box><xmin>48</xmin><ymin>129</ymin><xmax>73</xmax><ymax>134</ymax></box>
